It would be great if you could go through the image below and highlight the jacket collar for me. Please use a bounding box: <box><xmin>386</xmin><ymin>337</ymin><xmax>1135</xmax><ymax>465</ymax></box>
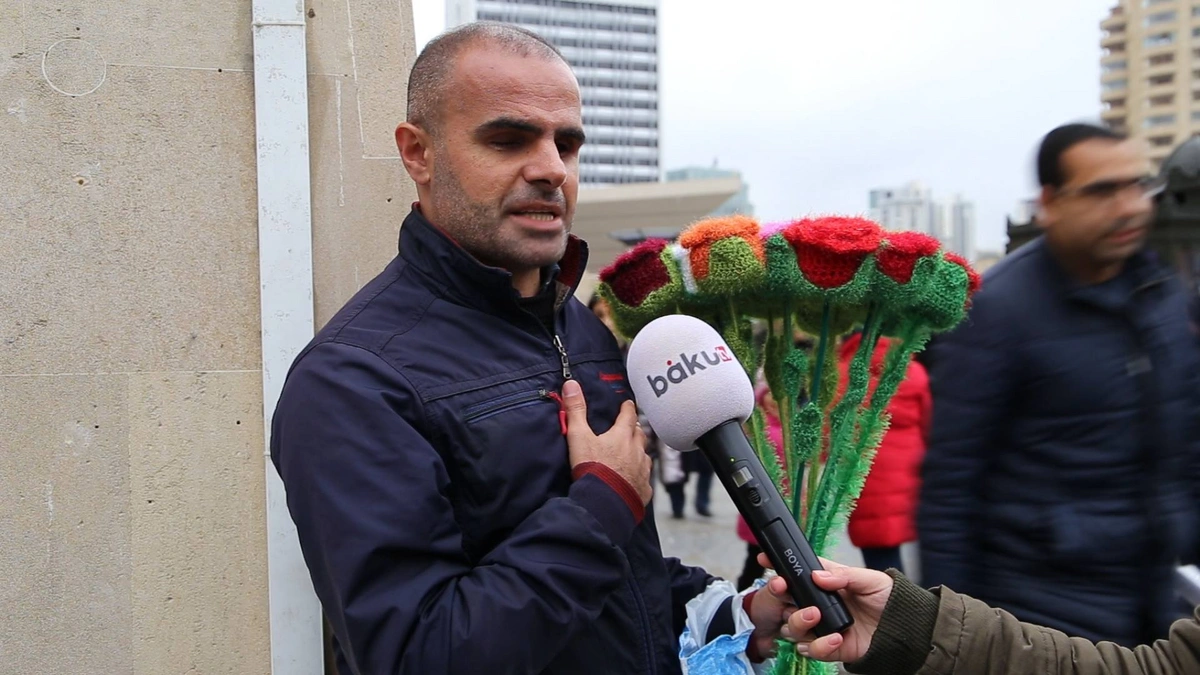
<box><xmin>1029</xmin><ymin>236</ymin><xmax>1171</xmax><ymax>310</ymax></box>
<box><xmin>397</xmin><ymin>204</ymin><xmax>589</xmax><ymax>313</ymax></box>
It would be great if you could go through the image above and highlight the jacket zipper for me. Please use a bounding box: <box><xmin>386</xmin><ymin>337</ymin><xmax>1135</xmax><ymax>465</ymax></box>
<box><xmin>548</xmin><ymin>334</ymin><xmax>572</xmax><ymax>435</ymax></box>
<box><xmin>626</xmin><ymin>578</ymin><xmax>657</xmax><ymax>675</ymax></box>
<box><xmin>462</xmin><ymin>389</ymin><xmax>551</xmax><ymax>423</ymax></box>
<box><xmin>553</xmin><ymin>330</ymin><xmax>650</xmax><ymax>669</ymax></box>
<box><xmin>552</xmin><ymin>333</ymin><xmax>572</xmax><ymax>380</ymax></box>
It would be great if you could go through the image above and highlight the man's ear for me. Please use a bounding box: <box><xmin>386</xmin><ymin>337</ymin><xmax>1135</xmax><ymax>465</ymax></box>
<box><xmin>396</xmin><ymin>122</ymin><xmax>432</xmax><ymax>186</ymax></box>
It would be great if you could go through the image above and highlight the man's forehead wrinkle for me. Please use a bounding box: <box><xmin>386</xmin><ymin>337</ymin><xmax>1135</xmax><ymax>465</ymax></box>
<box><xmin>448</xmin><ymin>82</ymin><xmax>582</xmax><ymax>130</ymax></box>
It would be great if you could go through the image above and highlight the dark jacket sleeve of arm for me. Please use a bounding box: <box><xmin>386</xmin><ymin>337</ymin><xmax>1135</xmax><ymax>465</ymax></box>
<box><xmin>1191</xmin><ymin>364</ymin><xmax>1200</xmax><ymax>565</ymax></box>
<box><xmin>663</xmin><ymin>556</ymin><xmax>715</xmax><ymax>637</ymax></box>
<box><xmin>272</xmin><ymin>342</ymin><xmax>638</xmax><ymax>675</ymax></box>
<box><xmin>918</xmin><ymin>290</ymin><xmax>1017</xmax><ymax>595</ymax></box>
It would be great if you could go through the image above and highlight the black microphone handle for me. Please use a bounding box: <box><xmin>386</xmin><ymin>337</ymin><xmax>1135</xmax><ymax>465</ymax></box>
<box><xmin>694</xmin><ymin>420</ymin><xmax>854</xmax><ymax>637</ymax></box>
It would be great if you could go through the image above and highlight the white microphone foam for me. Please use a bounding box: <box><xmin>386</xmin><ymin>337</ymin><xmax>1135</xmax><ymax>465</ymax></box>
<box><xmin>626</xmin><ymin>314</ymin><xmax>755</xmax><ymax>450</ymax></box>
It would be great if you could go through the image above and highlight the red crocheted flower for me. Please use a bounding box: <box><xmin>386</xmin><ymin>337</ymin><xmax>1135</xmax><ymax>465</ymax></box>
<box><xmin>678</xmin><ymin>216</ymin><xmax>764</xmax><ymax>281</ymax></box>
<box><xmin>783</xmin><ymin>217</ymin><xmax>883</xmax><ymax>289</ymax></box>
<box><xmin>599</xmin><ymin>239</ymin><xmax>671</xmax><ymax>307</ymax></box>
<box><xmin>943</xmin><ymin>252</ymin><xmax>982</xmax><ymax>298</ymax></box>
<box><xmin>876</xmin><ymin>231</ymin><xmax>941</xmax><ymax>284</ymax></box>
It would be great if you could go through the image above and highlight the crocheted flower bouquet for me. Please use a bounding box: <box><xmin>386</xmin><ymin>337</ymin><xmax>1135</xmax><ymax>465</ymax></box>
<box><xmin>597</xmin><ymin>215</ymin><xmax>979</xmax><ymax>675</ymax></box>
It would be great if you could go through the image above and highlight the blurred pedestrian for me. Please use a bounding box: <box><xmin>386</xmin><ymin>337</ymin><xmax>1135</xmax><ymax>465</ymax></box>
<box><xmin>657</xmin><ymin>440</ymin><xmax>714</xmax><ymax>519</ymax></box>
<box><xmin>588</xmin><ymin>293</ymin><xmax>624</xmax><ymax>347</ymax></box>
<box><xmin>920</xmin><ymin>123</ymin><xmax>1200</xmax><ymax>646</ymax></box>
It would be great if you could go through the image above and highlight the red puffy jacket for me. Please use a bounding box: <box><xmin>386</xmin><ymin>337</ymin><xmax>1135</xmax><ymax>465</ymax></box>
<box><xmin>839</xmin><ymin>333</ymin><xmax>931</xmax><ymax>549</ymax></box>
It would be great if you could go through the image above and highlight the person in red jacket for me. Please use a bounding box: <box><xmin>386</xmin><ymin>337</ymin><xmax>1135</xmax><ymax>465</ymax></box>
<box><xmin>838</xmin><ymin>331</ymin><xmax>932</xmax><ymax>574</ymax></box>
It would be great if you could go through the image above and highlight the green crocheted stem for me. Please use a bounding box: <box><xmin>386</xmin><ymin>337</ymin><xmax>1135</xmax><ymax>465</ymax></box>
<box><xmin>782</xmin><ymin>346</ymin><xmax>817</xmax><ymax>525</ymax></box>
<box><xmin>829</xmin><ymin>412</ymin><xmax>890</xmax><ymax>542</ymax></box>
<box><xmin>852</xmin><ymin>322</ymin><xmax>929</xmax><ymax>462</ymax></box>
<box><xmin>773</xmin><ymin>642</ymin><xmax>797</xmax><ymax>675</ymax></box>
<box><xmin>719</xmin><ymin>298</ymin><xmax>760</xmax><ymax>382</ymax></box>
<box><xmin>808</xmin><ymin>302</ymin><xmax>833</xmax><ymax>408</ymax></box>
<box><xmin>769</xmin><ymin>647</ymin><xmax>835</xmax><ymax>675</ymax></box>
<box><xmin>777</xmin><ymin>310</ymin><xmax>809</xmax><ymax>409</ymax></box>
<box><xmin>792</xmin><ymin>301</ymin><xmax>833</xmax><ymax>523</ymax></box>
<box><xmin>749</xmin><ymin>407</ymin><xmax>786</xmax><ymax>499</ymax></box>
<box><xmin>800</xmin><ymin>325</ymin><xmax>840</xmax><ymax>531</ymax></box>
<box><xmin>804</xmin><ymin>658</ymin><xmax>835</xmax><ymax>675</ymax></box>
<box><xmin>790</xmin><ymin>399</ymin><xmax>822</xmax><ymax>526</ymax></box>
<box><xmin>809</xmin><ymin>308</ymin><xmax>883</xmax><ymax>551</ymax></box>
<box><xmin>817</xmin><ymin>322</ymin><xmax>930</xmax><ymax>552</ymax></box>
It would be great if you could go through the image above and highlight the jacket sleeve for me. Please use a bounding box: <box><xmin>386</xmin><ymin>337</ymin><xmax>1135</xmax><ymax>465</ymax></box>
<box><xmin>1191</xmin><ymin>360</ymin><xmax>1200</xmax><ymax>565</ymax></box>
<box><xmin>913</xmin><ymin>363</ymin><xmax>933</xmax><ymax>447</ymax></box>
<box><xmin>918</xmin><ymin>290</ymin><xmax>1018</xmax><ymax>595</ymax></box>
<box><xmin>922</xmin><ymin>589</ymin><xmax>1200</xmax><ymax>675</ymax></box>
<box><xmin>846</xmin><ymin>573</ymin><xmax>1200</xmax><ymax>675</ymax></box>
<box><xmin>664</xmin><ymin>556</ymin><xmax>715</xmax><ymax>637</ymax></box>
<box><xmin>271</xmin><ymin>342</ymin><xmax>638</xmax><ymax>675</ymax></box>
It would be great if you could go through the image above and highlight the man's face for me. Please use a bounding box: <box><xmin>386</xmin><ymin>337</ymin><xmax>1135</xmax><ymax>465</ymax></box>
<box><xmin>1038</xmin><ymin>139</ymin><xmax>1156</xmax><ymax>269</ymax></box>
<box><xmin>421</xmin><ymin>46</ymin><xmax>583</xmax><ymax>274</ymax></box>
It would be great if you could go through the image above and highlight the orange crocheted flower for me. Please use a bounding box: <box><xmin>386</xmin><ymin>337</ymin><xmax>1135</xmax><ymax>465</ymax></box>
<box><xmin>783</xmin><ymin>217</ymin><xmax>883</xmax><ymax>289</ymax></box>
<box><xmin>678</xmin><ymin>216</ymin><xmax>765</xmax><ymax>281</ymax></box>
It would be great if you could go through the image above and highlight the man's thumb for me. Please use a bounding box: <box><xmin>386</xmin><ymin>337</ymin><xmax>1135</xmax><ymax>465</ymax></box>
<box><xmin>561</xmin><ymin>380</ymin><xmax>589</xmax><ymax>433</ymax></box>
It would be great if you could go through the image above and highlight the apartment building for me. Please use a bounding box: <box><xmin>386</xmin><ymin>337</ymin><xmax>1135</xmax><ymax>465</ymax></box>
<box><xmin>1101</xmin><ymin>0</ymin><xmax>1200</xmax><ymax>166</ymax></box>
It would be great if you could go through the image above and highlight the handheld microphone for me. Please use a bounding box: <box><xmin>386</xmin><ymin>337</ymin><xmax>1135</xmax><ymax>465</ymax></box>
<box><xmin>627</xmin><ymin>314</ymin><xmax>853</xmax><ymax>637</ymax></box>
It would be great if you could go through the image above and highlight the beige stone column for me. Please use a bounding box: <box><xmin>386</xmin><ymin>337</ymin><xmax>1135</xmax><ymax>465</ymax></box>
<box><xmin>0</xmin><ymin>1</ymin><xmax>416</xmax><ymax>672</ymax></box>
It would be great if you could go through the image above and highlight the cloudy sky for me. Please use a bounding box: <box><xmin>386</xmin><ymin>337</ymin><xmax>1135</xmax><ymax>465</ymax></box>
<box><xmin>412</xmin><ymin>0</ymin><xmax>1114</xmax><ymax>253</ymax></box>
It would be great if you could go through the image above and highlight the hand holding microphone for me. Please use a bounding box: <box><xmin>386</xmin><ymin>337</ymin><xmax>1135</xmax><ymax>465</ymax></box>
<box><xmin>626</xmin><ymin>315</ymin><xmax>854</xmax><ymax>638</ymax></box>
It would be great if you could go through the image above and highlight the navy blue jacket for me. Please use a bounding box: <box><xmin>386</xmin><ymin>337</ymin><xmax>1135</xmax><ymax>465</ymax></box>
<box><xmin>919</xmin><ymin>237</ymin><xmax>1200</xmax><ymax>645</ymax></box>
<box><xmin>271</xmin><ymin>209</ymin><xmax>713</xmax><ymax>674</ymax></box>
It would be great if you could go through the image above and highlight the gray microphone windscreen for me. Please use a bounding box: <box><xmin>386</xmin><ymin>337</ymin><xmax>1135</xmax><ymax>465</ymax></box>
<box><xmin>626</xmin><ymin>314</ymin><xmax>755</xmax><ymax>450</ymax></box>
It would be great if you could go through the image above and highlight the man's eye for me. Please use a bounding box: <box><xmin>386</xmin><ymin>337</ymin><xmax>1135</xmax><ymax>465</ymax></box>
<box><xmin>1082</xmin><ymin>182</ymin><xmax>1120</xmax><ymax>197</ymax></box>
<box><xmin>491</xmin><ymin>139</ymin><xmax>521</xmax><ymax>149</ymax></box>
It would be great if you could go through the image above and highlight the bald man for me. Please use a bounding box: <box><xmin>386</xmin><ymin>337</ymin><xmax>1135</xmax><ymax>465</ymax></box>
<box><xmin>270</xmin><ymin>22</ymin><xmax>812</xmax><ymax>674</ymax></box>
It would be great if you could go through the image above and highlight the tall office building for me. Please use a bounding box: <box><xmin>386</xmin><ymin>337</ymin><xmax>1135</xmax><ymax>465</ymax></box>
<box><xmin>666</xmin><ymin>165</ymin><xmax>754</xmax><ymax>216</ymax></box>
<box><xmin>944</xmin><ymin>194</ymin><xmax>977</xmax><ymax>262</ymax></box>
<box><xmin>868</xmin><ymin>182</ymin><xmax>940</xmax><ymax>238</ymax></box>
<box><xmin>1100</xmin><ymin>0</ymin><xmax>1200</xmax><ymax>167</ymax></box>
<box><xmin>446</xmin><ymin>0</ymin><xmax>661</xmax><ymax>185</ymax></box>
<box><xmin>869</xmin><ymin>182</ymin><xmax>977</xmax><ymax>260</ymax></box>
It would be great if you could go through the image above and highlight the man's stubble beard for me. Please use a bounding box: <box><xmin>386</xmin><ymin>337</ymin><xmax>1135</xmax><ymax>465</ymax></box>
<box><xmin>430</xmin><ymin>158</ymin><xmax>570</xmax><ymax>272</ymax></box>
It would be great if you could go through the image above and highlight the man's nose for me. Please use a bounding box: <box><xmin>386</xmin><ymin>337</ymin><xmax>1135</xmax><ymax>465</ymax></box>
<box><xmin>523</xmin><ymin>139</ymin><xmax>568</xmax><ymax>188</ymax></box>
